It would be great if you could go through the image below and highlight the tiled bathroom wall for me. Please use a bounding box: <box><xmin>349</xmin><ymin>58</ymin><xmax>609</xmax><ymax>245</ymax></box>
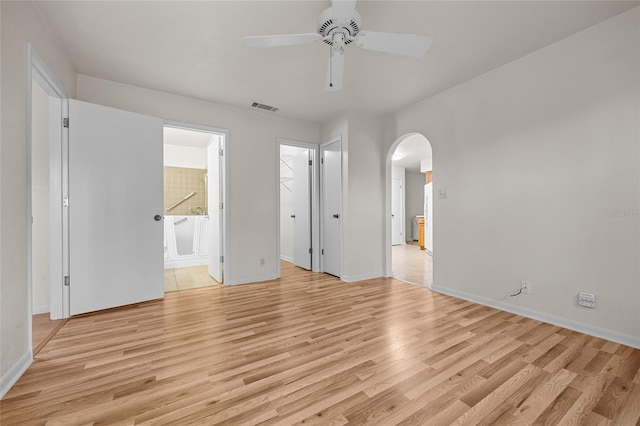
<box><xmin>164</xmin><ymin>166</ymin><xmax>208</xmax><ymax>215</ymax></box>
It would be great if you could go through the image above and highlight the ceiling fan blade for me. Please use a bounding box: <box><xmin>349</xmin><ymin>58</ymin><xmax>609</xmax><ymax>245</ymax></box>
<box><xmin>244</xmin><ymin>33</ymin><xmax>324</xmax><ymax>48</ymax></box>
<box><xmin>355</xmin><ymin>31</ymin><xmax>433</xmax><ymax>58</ymax></box>
<box><xmin>332</xmin><ymin>0</ymin><xmax>357</xmax><ymax>23</ymax></box>
<box><xmin>325</xmin><ymin>50</ymin><xmax>344</xmax><ymax>91</ymax></box>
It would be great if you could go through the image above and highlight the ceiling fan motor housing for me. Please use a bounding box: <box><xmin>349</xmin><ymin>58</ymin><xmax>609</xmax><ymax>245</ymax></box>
<box><xmin>318</xmin><ymin>7</ymin><xmax>361</xmax><ymax>46</ymax></box>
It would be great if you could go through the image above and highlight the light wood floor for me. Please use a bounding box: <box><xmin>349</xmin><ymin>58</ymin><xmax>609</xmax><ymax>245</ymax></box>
<box><xmin>164</xmin><ymin>264</ymin><xmax>221</xmax><ymax>292</ymax></box>
<box><xmin>392</xmin><ymin>243</ymin><xmax>433</xmax><ymax>288</ymax></box>
<box><xmin>2</xmin><ymin>262</ymin><xmax>639</xmax><ymax>425</ymax></box>
<box><xmin>31</xmin><ymin>313</ymin><xmax>66</xmax><ymax>357</ymax></box>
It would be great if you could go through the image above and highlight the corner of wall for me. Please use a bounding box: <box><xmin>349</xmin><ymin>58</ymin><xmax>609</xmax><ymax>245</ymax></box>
<box><xmin>0</xmin><ymin>351</ymin><xmax>32</xmax><ymax>399</ymax></box>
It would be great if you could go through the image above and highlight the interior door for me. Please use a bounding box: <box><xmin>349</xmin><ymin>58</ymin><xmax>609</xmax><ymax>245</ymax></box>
<box><xmin>69</xmin><ymin>99</ymin><xmax>163</xmax><ymax>316</ymax></box>
<box><xmin>207</xmin><ymin>136</ymin><xmax>223</xmax><ymax>283</ymax></box>
<box><xmin>293</xmin><ymin>150</ymin><xmax>311</xmax><ymax>270</ymax></box>
<box><xmin>321</xmin><ymin>139</ymin><xmax>342</xmax><ymax>277</ymax></box>
<box><xmin>391</xmin><ymin>178</ymin><xmax>403</xmax><ymax>245</ymax></box>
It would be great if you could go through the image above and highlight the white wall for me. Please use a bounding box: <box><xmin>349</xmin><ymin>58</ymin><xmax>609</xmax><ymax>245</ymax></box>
<box><xmin>383</xmin><ymin>8</ymin><xmax>640</xmax><ymax>345</ymax></box>
<box><xmin>31</xmin><ymin>81</ymin><xmax>50</xmax><ymax>314</ymax></box>
<box><xmin>322</xmin><ymin>112</ymin><xmax>385</xmax><ymax>281</ymax></box>
<box><xmin>405</xmin><ymin>172</ymin><xmax>424</xmax><ymax>241</ymax></box>
<box><xmin>1</xmin><ymin>0</ymin><xmax>76</xmax><ymax>388</ymax></box>
<box><xmin>164</xmin><ymin>144</ymin><xmax>207</xmax><ymax>169</ymax></box>
<box><xmin>77</xmin><ymin>75</ymin><xmax>319</xmax><ymax>285</ymax></box>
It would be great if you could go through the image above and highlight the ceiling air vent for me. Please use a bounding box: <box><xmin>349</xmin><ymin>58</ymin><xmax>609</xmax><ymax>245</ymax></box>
<box><xmin>251</xmin><ymin>102</ymin><xmax>279</xmax><ymax>112</ymax></box>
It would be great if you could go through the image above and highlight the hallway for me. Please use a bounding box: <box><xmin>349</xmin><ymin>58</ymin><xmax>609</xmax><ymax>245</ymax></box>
<box><xmin>392</xmin><ymin>243</ymin><xmax>433</xmax><ymax>288</ymax></box>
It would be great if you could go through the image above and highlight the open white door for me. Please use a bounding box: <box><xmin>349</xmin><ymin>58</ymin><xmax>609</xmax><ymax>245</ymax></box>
<box><xmin>321</xmin><ymin>139</ymin><xmax>342</xmax><ymax>277</ymax></box>
<box><xmin>207</xmin><ymin>136</ymin><xmax>223</xmax><ymax>282</ymax></box>
<box><xmin>293</xmin><ymin>150</ymin><xmax>311</xmax><ymax>270</ymax></box>
<box><xmin>391</xmin><ymin>178</ymin><xmax>403</xmax><ymax>245</ymax></box>
<box><xmin>68</xmin><ymin>100</ymin><xmax>163</xmax><ymax>316</ymax></box>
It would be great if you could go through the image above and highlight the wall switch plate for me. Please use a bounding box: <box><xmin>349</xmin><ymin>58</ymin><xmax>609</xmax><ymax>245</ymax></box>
<box><xmin>438</xmin><ymin>189</ymin><xmax>448</xmax><ymax>200</ymax></box>
<box><xmin>578</xmin><ymin>292</ymin><xmax>596</xmax><ymax>308</ymax></box>
<box><xmin>521</xmin><ymin>281</ymin><xmax>531</xmax><ymax>294</ymax></box>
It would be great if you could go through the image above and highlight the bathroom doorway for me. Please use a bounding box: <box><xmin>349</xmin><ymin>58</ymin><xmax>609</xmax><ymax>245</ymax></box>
<box><xmin>162</xmin><ymin>124</ymin><xmax>226</xmax><ymax>291</ymax></box>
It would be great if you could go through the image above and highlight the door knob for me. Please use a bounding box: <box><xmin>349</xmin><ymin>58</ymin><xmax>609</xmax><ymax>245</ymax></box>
<box><xmin>333</xmin><ymin>214</ymin><xmax>339</xmax><ymax>219</ymax></box>
<box><xmin>154</xmin><ymin>215</ymin><xmax>162</xmax><ymax>221</ymax></box>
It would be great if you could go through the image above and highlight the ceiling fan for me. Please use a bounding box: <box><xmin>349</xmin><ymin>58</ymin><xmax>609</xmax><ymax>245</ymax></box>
<box><xmin>244</xmin><ymin>0</ymin><xmax>433</xmax><ymax>91</ymax></box>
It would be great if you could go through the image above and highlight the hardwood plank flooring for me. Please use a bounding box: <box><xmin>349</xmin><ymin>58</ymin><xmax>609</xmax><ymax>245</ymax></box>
<box><xmin>392</xmin><ymin>244</ymin><xmax>433</xmax><ymax>288</ymax></box>
<box><xmin>31</xmin><ymin>313</ymin><xmax>66</xmax><ymax>357</ymax></box>
<box><xmin>1</xmin><ymin>261</ymin><xmax>639</xmax><ymax>425</ymax></box>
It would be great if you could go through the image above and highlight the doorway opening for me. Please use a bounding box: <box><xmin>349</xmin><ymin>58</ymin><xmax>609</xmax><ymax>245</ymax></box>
<box><xmin>162</xmin><ymin>124</ymin><xmax>226</xmax><ymax>292</ymax></box>
<box><xmin>27</xmin><ymin>44</ymin><xmax>69</xmax><ymax>356</ymax></box>
<box><xmin>276</xmin><ymin>139</ymin><xmax>320</xmax><ymax>278</ymax></box>
<box><xmin>387</xmin><ymin>133</ymin><xmax>433</xmax><ymax>288</ymax></box>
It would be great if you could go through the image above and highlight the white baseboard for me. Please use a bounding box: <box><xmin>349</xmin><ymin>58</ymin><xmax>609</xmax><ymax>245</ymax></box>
<box><xmin>32</xmin><ymin>305</ymin><xmax>50</xmax><ymax>315</ymax></box>
<box><xmin>225</xmin><ymin>274</ymin><xmax>278</xmax><ymax>286</ymax></box>
<box><xmin>1</xmin><ymin>351</ymin><xmax>32</xmax><ymax>399</ymax></box>
<box><xmin>431</xmin><ymin>284</ymin><xmax>640</xmax><ymax>350</ymax></box>
<box><xmin>341</xmin><ymin>271</ymin><xmax>384</xmax><ymax>283</ymax></box>
<box><xmin>280</xmin><ymin>255</ymin><xmax>293</xmax><ymax>262</ymax></box>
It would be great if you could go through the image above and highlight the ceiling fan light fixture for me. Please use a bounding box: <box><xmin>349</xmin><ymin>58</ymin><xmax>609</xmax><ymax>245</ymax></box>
<box><xmin>243</xmin><ymin>0</ymin><xmax>432</xmax><ymax>91</ymax></box>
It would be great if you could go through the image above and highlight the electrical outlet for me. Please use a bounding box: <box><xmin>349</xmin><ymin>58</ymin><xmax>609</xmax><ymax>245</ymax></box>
<box><xmin>521</xmin><ymin>281</ymin><xmax>531</xmax><ymax>295</ymax></box>
<box><xmin>578</xmin><ymin>292</ymin><xmax>595</xmax><ymax>308</ymax></box>
<box><xmin>259</xmin><ymin>257</ymin><xmax>265</xmax><ymax>266</ymax></box>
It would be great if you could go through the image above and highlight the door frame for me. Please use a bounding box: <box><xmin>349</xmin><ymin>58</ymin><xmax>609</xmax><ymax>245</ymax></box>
<box><xmin>319</xmin><ymin>137</ymin><xmax>343</xmax><ymax>277</ymax></box>
<box><xmin>276</xmin><ymin>139</ymin><xmax>320</xmax><ymax>276</ymax></box>
<box><xmin>164</xmin><ymin>120</ymin><xmax>229</xmax><ymax>283</ymax></box>
<box><xmin>27</xmin><ymin>43</ymin><xmax>70</xmax><ymax>338</ymax></box>
<box><xmin>385</xmin><ymin>132</ymin><xmax>433</xmax><ymax>277</ymax></box>
<box><xmin>391</xmin><ymin>177</ymin><xmax>404</xmax><ymax>245</ymax></box>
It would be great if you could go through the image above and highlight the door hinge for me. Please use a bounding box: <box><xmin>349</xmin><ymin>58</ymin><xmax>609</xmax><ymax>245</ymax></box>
<box><xmin>321</xmin><ymin>158</ymin><xmax>324</xmax><ymax>164</ymax></box>
<box><xmin>308</xmin><ymin>248</ymin><xmax>312</xmax><ymax>254</ymax></box>
<box><xmin>308</xmin><ymin>160</ymin><xmax>312</xmax><ymax>166</ymax></box>
<box><xmin>219</xmin><ymin>149</ymin><xmax>223</xmax><ymax>156</ymax></box>
<box><xmin>220</xmin><ymin>256</ymin><xmax>224</xmax><ymax>263</ymax></box>
<box><xmin>63</xmin><ymin>197</ymin><xmax>69</xmax><ymax>207</ymax></box>
<box><xmin>219</xmin><ymin>202</ymin><xmax>223</xmax><ymax>209</ymax></box>
<box><xmin>63</xmin><ymin>117</ymin><xmax>69</xmax><ymax>128</ymax></box>
<box><xmin>321</xmin><ymin>249</ymin><xmax>324</xmax><ymax>255</ymax></box>
<box><xmin>64</xmin><ymin>276</ymin><xmax>70</xmax><ymax>286</ymax></box>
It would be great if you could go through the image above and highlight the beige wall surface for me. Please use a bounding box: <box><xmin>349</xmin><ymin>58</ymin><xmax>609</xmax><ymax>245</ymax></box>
<box><xmin>1</xmin><ymin>1</ymin><xmax>76</xmax><ymax>380</ymax></box>
<box><xmin>164</xmin><ymin>167</ymin><xmax>208</xmax><ymax>216</ymax></box>
<box><xmin>383</xmin><ymin>8</ymin><xmax>640</xmax><ymax>343</ymax></box>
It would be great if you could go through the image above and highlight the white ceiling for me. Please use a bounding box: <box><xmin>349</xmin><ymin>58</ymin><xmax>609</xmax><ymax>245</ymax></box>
<box><xmin>392</xmin><ymin>133</ymin><xmax>431</xmax><ymax>173</ymax></box>
<box><xmin>34</xmin><ymin>1</ymin><xmax>638</xmax><ymax>124</ymax></box>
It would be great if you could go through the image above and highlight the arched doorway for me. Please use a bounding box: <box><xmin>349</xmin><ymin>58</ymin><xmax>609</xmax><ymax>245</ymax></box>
<box><xmin>385</xmin><ymin>133</ymin><xmax>434</xmax><ymax>288</ymax></box>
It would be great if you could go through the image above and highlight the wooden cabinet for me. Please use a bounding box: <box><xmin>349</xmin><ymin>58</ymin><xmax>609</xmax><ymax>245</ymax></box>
<box><xmin>418</xmin><ymin>216</ymin><xmax>425</xmax><ymax>250</ymax></box>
